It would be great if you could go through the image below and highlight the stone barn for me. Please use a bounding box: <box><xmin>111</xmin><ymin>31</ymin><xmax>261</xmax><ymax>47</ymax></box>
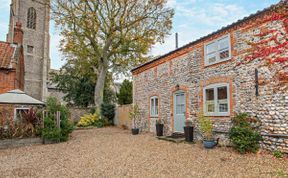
<box><xmin>132</xmin><ymin>1</ymin><xmax>288</xmax><ymax>152</ymax></box>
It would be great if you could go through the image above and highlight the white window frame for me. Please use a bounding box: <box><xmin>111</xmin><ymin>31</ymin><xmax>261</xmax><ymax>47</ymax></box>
<box><xmin>203</xmin><ymin>83</ymin><xmax>230</xmax><ymax>116</ymax></box>
<box><xmin>27</xmin><ymin>45</ymin><xmax>34</xmax><ymax>54</ymax></box>
<box><xmin>14</xmin><ymin>107</ymin><xmax>29</xmax><ymax>121</ymax></box>
<box><xmin>150</xmin><ymin>96</ymin><xmax>159</xmax><ymax>117</ymax></box>
<box><xmin>204</xmin><ymin>34</ymin><xmax>231</xmax><ymax>66</ymax></box>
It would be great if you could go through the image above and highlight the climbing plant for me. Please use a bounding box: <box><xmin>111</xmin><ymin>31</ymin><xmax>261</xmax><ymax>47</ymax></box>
<box><xmin>237</xmin><ymin>2</ymin><xmax>288</xmax><ymax>90</ymax></box>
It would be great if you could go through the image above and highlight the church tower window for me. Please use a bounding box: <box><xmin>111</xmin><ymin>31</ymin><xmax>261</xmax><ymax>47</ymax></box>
<box><xmin>27</xmin><ymin>7</ymin><xmax>36</xmax><ymax>29</ymax></box>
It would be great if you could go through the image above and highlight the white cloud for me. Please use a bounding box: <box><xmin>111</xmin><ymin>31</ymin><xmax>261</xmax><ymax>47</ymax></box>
<box><xmin>151</xmin><ymin>1</ymin><xmax>249</xmax><ymax>57</ymax></box>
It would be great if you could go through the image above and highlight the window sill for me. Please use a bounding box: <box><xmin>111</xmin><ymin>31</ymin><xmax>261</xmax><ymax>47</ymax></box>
<box><xmin>204</xmin><ymin>57</ymin><xmax>232</xmax><ymax>68</ymax></box>
<box><xmin>150</xmin><ymin>116</ymin><xmax>159</xmax><ymax>118</ymax></box>
<box><xmin>204</xmin><ymin>113</ymin><xmax>230</xmax><ymax>117</ymax></box>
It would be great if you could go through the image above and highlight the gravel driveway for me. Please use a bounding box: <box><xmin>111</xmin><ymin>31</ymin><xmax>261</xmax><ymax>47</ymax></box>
<box><xmin>0</xmin><ymin>127</ymin><xmax>287</xmax><ymax>178</ymax></box>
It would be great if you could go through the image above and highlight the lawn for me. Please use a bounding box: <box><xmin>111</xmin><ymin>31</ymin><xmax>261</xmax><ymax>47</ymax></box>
<box><xmin>0</xmin><ymin>127</ymin><xmax>287</xmax><ymax>177</ymax></box>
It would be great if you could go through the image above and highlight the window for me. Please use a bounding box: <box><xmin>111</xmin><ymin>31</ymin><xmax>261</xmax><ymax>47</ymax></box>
<box><xmin>204</xmin><ymin>35</ymin><xmax>231</xmax><ymax>66</ymax></box>
<box><xmin>175</xmin><ymin>93</ymin><xmax>185</xmax><ymax>114</ymax></box>
<box><xmin>14</xmin><ymin>108</ymin><xmax>29</xmax><ymax>121</ymax></box>
<box><xmin>27</xmin><ymin>7</ymin><xmax>36</xmax><ymax>29</ymax></box>
<box><xmin>27</xmin><ymin>45</ymin><xmax>34</xmax><ymax>54</ymax></box>
<box><xmin>150</xmin><ymin>96</ymin><xmax>158</xmax><ymax>117</ymax></box>
<box><xmin>204</xmin><ymin>83</ymin><xmax>229</xmax><ymax>116</ymax></box>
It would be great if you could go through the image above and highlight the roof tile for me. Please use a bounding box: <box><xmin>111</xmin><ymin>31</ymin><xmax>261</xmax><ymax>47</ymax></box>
<box><xmin>0</xmin><ymin>41</ymin><xmax>16</xmax><ymax>69</ymax></box>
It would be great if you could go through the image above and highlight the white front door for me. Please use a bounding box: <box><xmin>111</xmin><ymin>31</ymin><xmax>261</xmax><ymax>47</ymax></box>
<box><xmin>173</xmin><ymin>91</ymin><xmax>186</xmax><ymax>133</ymax></box>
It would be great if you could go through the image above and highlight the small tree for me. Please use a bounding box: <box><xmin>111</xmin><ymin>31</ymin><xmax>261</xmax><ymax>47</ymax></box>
<box><xmin>198</xmin><ymin>113</ymin><xmax>213</xmax><ymax>140</ymax></box>
<box><xmin>129</xmin><ymin>104</ymin><xmax>141</xmax><ymax>129</ymax></box>
<box><xmin>117</xmin><ymin>79</ymin><xmax>133</xmax><ymax>105</ymax></box>
<box><xmin>52</xmin><ymin>0</ymin><xmax>174</xmax><ymax>109</ymax></box>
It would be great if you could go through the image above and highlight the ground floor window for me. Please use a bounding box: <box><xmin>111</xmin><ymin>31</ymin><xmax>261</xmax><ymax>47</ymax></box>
<box><xmin>204</xmin><ymin>83</ymin><xmax>229</xmax><ymax>116</ymax></box>
<box><xmin>14</xmin><ymin>108</ymin><xmax>29</xmax><ymax>121</ymax></box>
<box><xmin>150</xmin><ymin>96</ymin><xmax>159</xmax><ymax>117</ymax></box>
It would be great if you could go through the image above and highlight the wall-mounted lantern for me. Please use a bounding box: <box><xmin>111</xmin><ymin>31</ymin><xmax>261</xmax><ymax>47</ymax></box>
<box><xmin>176</xmin><ymin>84</ymin><xmax>180</xmax><ymax>91</ymax></box>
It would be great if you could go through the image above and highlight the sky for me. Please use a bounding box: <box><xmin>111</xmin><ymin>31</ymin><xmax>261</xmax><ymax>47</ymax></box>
<box><xmin>0</xmin><ymin>0</ymin><xmax>280</xmax><ymax>70</ymax></box>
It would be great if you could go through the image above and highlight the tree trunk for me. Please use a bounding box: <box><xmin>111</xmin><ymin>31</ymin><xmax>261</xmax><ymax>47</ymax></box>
<box><xmin>94</xmin><ymin>65</ymin><xmax>107</xmax><ymax>110</ymax></box>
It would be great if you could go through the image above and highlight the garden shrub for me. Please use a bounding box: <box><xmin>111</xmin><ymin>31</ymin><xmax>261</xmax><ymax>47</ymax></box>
<box><xmin>229</xmin><ymin>113</ymin><xmax>262</xmax><ymax>154</ymax></box>
<box><xmin>77</xmin><ymin>112</ymin><xmax>104</xmax><ymax>128</ymax></box>
<box><xmin>198</xmin><ymin>113</ymin><xmax>213</xmax><ymax>140</ymax></box>
<box><xmin>41</xmin><ymin>127</ymin><xmax>61</xmax><ymax>142</ymax></box>
<box><xmin>273</xmin><ymin>150</ymin><xmax>284</xmax><ymax>158</ymax></box>
<box><xmin>41</xmin><ymin>97</ymin><xmax>74</xmax><ymax>142</ymax></box>
<box><xmin>0</xmin><ymin>107</ymin><xmax>42</xmax><ymax>139</ymax></box>
<box><xmin>101</xmin><ymin>102</ymin><xmax>115</xmax><ymax>123</ymax></box>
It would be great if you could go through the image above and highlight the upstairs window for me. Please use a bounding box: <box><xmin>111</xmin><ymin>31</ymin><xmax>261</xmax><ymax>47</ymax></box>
<box><xmin>27</xmin><ymin>7</ymin><xmax>36</xmax><ymax>29</ymax></box>
<box><xmin>204</xmin><ymin>83</ymin><xmax>230</xmax><ymax>116</ymax></box>
<box><xmin>150</xmin><ymin>96</ymin><xmax>159</xmax><ymax>117</ymax></box>
<box><xmin>204</xmin><ymin>35</ymin><xmax>231</xmax><ymax>66</ymax></box>
<box><xmin>27</xmin><ymin>45</ymin><xmax>34</xmax><ymax>54</ymax></box>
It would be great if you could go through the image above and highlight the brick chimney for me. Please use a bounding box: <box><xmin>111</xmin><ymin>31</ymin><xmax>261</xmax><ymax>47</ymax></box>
<box><xmin>13</xmin><ymin>22</ymin><xmax>23</xmax><ymax>45</ymax></box>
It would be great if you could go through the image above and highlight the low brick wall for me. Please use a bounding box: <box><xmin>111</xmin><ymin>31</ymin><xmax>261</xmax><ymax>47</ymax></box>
<box><xmin>0</xmin><ymin>137</ymin><xmax>42</xmax><ymax>149</ymax></box>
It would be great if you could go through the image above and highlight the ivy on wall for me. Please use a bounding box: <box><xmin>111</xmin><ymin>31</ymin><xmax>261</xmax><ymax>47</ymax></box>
<box><xmin>238</xmin><ymin>2</ymin><xmax>288</xmax><ymax>90</ymax></box>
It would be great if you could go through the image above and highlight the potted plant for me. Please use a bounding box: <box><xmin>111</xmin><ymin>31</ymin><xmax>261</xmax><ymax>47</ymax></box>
<box><xmin>184</xmin><ymin>119</ymin><xmax>194</xmax><ymax>142</ymax></box>
<box><xmin>155</xmin><ymin>119</ymin><xmax>164</xmax><ymax>136</ymax></box>
<box><xmin>129</xmin><ymin>104</ymin><xmax>141</xmax><ymax>135</ymax></box>
<box><xmin>198</xmin><ymin>113</ymin><xmax>218</xmax><ymax>149</ymax></box>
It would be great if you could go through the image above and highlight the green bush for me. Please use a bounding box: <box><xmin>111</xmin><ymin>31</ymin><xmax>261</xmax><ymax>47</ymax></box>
<box><xmin>273</xmin><ymin>150</ymin><xmax>284</xmax><ymax>158</ymax></box>
<box><xmin>101</xmin><ymin>103</ymin><xmax>115</xmax><ymax>123</ymax></box>
<box><xmin>229</xmin><ymin>113</ymin><xmax>262</xmax><ymax>154</ymax></box>
<box><xmin>198</xmin><ymin>113</ymin><xmax>213</xmax><ymax>140</ymax></box>
<box><xmin>93</xmin><ymin>119</ymin><xmax>105</xmax><ymax>128</ymax></box>
<box><xmin>41</xmin><ymin>97</ymin><xmax>74</xmax><ymax>142</ymax></box>
<box><xmin>77</xmin><ymin>113</ymin><xmax>100</xmax><ymax>127</ymax></box>
<box><xmin>41</xmin><ymin>127</ymin><xmax>61</xmax><ymax>142</ymax></box>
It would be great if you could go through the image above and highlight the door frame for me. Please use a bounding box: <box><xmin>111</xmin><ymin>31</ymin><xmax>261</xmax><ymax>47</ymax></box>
<box><xmin>170</xmin><ymin>85</ymin><xmax>189</xmax><ymax>133</ymax></box>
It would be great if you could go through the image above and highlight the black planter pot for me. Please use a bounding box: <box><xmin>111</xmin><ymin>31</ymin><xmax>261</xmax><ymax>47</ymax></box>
<box><xmin>131</xmin><ymin>128</ymin><xmax>139</xmax><ymax>135</ymax></box>
<box><xmin>184</xmin><ymin>126</ymin><xmax>194</xmax><ymax>142</ymax></box>
<box><xmin>156</xmin><ymin>124</ymin><xmax>164</xmax><ymax>136</ymax></box>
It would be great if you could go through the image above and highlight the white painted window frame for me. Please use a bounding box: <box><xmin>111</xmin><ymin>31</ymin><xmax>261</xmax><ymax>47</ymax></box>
<box><xmin>204</xmin><ymin>34</ymin><xmax>232</xmax><ymax>66</ymax></box>
<box><xmin>27</xmin><ymin>45</ymin><xmax>34</xmax><ymax>55</ymax></box>
<box><xmin>203</xmin><ymin>83</ymin><xmax>230</xmax><ymax>116</ymax></box>
<box><xmin>14</xmin><ymin>107</ymin><xmax>29</xmax><ymax>121</ymax></box>
<box><xmin>150</xmin><ymin>96</ymin><xmax>159</xmax><ymax>117</ymax></box>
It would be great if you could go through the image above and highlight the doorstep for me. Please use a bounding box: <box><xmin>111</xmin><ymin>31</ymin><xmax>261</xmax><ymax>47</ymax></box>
<box><xmin>157</xmin><ymin>133</ymin><xmax>185</xmax><ymax>143</ymax></box>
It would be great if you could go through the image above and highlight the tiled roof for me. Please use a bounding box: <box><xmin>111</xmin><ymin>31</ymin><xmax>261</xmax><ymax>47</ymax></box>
<box><xmin>0</xmin><ymin>41</ymin><xmax>16</xmax><ymax>69</ymax></box>
<box><xmin>131</xmin><ymin>0</ymin><xmax>286</xmax><ymax>73</ymax></box>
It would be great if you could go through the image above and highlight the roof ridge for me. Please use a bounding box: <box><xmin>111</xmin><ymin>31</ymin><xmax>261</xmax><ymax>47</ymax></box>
<box><xmin>131</xmin><ymin>0</ymin><xmax>284</xmax><ymax>73</ymax></box>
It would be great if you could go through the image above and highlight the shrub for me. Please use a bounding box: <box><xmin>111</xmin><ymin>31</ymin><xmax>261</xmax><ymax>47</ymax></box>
<box><xmin>93</xmin><ymin>119</ymin><xmax>105</xmax><ymax>128</ymax></box>
<box><xmin>273</xmin><ymin>150</ymin><xmax>284</xmax><ymax>158</ymax></box>
<box><xmin>41</xmin><ymin>127</ymin><xmax>61</xmax><ymax>142</ymax></box>
<box><xmin>101</xmin><ymin>103</ymin><xmax>115</xmax><ymax>123</ymax></box>
<box><xmin>229</xmin><ymin>113</ymin><xmax>262</xmax><ymax>154</ymax></box>
<box><xmin>22</xmin><ymin>108</ymin><xmax>41</xmax><ymax>136</ymax></box>
<box><xmin>41</xmin><ymin>97</ymin><xmax>74</xmax><ymax>142</ymax></box>
<box><xmin>129</xmin><ymin>104</ymin><xmax>141</xmax><ymax>129</ymax></box>
<box><xmin>42</xmin><ymin>116</ymin><xmax>74</xmax><ymax>142</ymax></box>
<box><xmin>198</xmin><ymin>113</ymin><xmax>213</xmax><ymax>140</ymax></box>
<box><xmin>77</xmin><ymin>113</ymin><xmax>100</xmax><ymax>127</ymax></box>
